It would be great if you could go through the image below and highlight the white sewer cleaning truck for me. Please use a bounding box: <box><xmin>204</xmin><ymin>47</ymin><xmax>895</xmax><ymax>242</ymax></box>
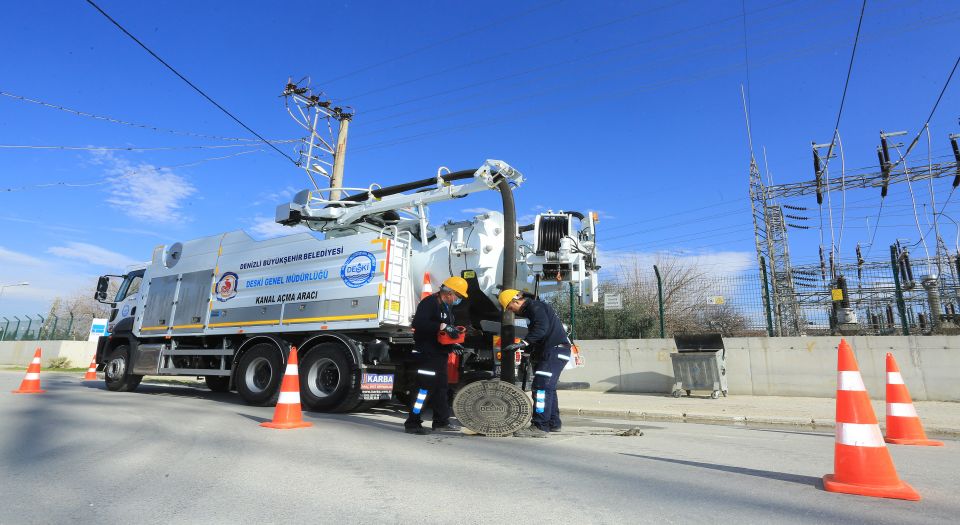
<box><xmin>94</xmin><ymin>160</ymin><xmax>599</xmax><ymax>412</ymax></box>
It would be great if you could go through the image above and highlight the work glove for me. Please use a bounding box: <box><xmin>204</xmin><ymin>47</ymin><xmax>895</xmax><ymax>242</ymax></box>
<box><xmin>451</xmin><ymin>344</ymin><xmax>465</xmax><ymax>356</ymax></box>
<box><xmin>503</xmin><ymin>340</ymin><xmax>529</xmax><ymax>353</ymax></box>
<box><xmin>443</xmin><ymin>325</ymin><xmax>460</xmax><ymax>337</ymax></box>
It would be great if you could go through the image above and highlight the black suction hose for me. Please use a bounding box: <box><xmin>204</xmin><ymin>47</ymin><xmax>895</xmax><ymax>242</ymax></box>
<box><xmin>497</xmin><ymin>176</ymin><xmax>517</xmax><ymax>384</ymax></box>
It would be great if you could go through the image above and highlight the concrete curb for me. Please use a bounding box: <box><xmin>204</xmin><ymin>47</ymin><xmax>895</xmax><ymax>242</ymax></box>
<box><xmin>560</xmin><ymin>407</ymin><xmax>960</xmax><ymax>439</ymax></box>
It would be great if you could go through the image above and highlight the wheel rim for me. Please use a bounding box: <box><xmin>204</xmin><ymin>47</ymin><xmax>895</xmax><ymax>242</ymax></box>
<box><xmin>106</xmin><ymin>356</ymin><xmax>125</xmax><ymax>380</ymax></box>
<box><xmin>306</xmin><ymin>357</ymin><xmax>340</xmax><ymax>398</ymax></box>
<box><xmin>244</xmin><ymin>356</ymin><xmax>274</xmax><ymax>394</ymax></box>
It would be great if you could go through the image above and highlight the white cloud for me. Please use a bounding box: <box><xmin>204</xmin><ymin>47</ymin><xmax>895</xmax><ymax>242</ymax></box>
<box><xmin>462</xmin><ymin>207</ymin><xmax>493</xmax><ymax>214</ymax></box>
<box><xmin>47</xmin><ymin>242</ymin><xmax>137</xmax><ymax>268</ymax></box>
<box><xmin>91</xmin><ymin>150</ymin><xmax>196</xmax><ymax>223</ymax></box>
<box><xmin>246</xmin><ymin>215</ymin><xmax>307</xmax><ymax>240</ymax></box>
<box><xmin>253</xmin><ymin>186</ymin><xmax>300</xmax><ymax>206</ymax></box>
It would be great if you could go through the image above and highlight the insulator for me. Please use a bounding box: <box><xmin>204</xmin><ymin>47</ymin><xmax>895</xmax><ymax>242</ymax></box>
<box><xmin>784</xmin><ymin>214</ymin><xmax>808</xmax><ymax>221</ymax></box>
<box><xmin>786</xmin><ymin>223</ymin><xmax>810</xmax><ymax>229</ymax></box>
<box><xmin>878</xmin><ymin>148</ymin><xmax>890</xmax><ymax>198</ymax></box>
<box><xmin>819</xmin><ymin>247</ymin><xmax>826</xmax><ymax>280</ymax></box>
<box><xmin>783</xmin><ymin>204</ymin><xmax>807</xmax><ymax>211</ymax></box>
<box><xmin>951</xmin><ymin>136</ymin><xmax>960</xmax><ymax>188</ymax></box>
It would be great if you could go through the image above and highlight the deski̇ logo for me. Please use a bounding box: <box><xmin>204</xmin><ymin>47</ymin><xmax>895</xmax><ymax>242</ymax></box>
<box><xmin>216</xmin><ymin>272</ymin><xmax>239</xmax><ymax>301</ymax></box>
<box><xmin>340</xmin><ymin>251</ymin><xmax>376</xmax><ymax>288</ymax></box>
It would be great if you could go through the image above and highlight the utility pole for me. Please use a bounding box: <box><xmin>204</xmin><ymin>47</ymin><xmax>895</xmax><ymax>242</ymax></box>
<box><xmin>330</xmin><ymin>114</ymin><xmax>351</xmax><ymax>201</ymax></box>
<box><xmin>281</xmin><ymin>80</ymin><xmax>353</xmax><ymax>200</ymax></box>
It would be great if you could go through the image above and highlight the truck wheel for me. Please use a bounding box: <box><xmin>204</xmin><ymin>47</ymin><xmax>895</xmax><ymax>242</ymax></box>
<box><xmin>205</xmin><ymin>376</ymin><xmax>230</xmax><ymax>392</ymax></box>
<box><xmin>299</xmin><ymin>342</ymin><xmax>361</xmax><ymax>412</ymax></box>
<box><xmin>235</xmin><ymin>344</ymin><xmax>283</xmax><ymax>406</ymax></box>
<box><xmin>104</xmin><ymin>345</ymin><xmax>143</xmax><ymax>392</ymax></box>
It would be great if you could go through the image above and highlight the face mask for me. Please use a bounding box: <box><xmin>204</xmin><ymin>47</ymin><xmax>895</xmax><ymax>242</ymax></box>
<box><xmin>452</xmin><ymin>297</ymin><xmax>462</xmax><ymax>306</ymax></box>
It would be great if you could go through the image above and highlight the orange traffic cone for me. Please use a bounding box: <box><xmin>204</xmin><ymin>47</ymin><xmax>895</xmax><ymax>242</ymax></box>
<box><xmin>83</xmin><ymin>356</ymin><xmax>98</xmax><ymax>381</ymax></box>
<box><xmin>822</xmin><ymin>340</ymin><xmax>919</xmax><ymax>501</ymax></box>
<box><xmin>884</xmin><ymin>353</ymin><xmax>943</xmax><ymax>446</ymax></box>
<box><xmin>420</xmin><ymin>272</ymin><xmax>433</xmax><ymax>300</ymax></box>
<box><xmin>12</xmin><ymin>348</ymin><xmax>46</xmax><ymax>394</ymax></box>
<box><xmin>260</xmin><ymin>346</ymin><xmax>312</xmax><ymax>430</ymax></box>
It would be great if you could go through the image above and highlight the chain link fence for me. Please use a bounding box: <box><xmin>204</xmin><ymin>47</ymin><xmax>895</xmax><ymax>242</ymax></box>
<box><xmin>0</xmin><ymin>313</ymin><xmax>94</xmax><ymax>341</ymax></box>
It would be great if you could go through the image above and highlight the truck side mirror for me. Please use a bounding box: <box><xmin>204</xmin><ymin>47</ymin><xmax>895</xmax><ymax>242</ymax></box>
<box><xmin>95</xmin><ymin>276</ymin><xmax>109</xmax><ymax>302</ymax></box>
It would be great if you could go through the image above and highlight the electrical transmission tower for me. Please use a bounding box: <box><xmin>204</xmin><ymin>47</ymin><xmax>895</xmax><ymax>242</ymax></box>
<box><xmin>749</xmin><ymin>156</ymin><xmax>804</xmax><ymax>335</ymax></box>
<box><xmin>750</xmin><ymin>132</ymin><xmax>960</xmax><ymax>336</ymax></box>
<box><xmin>281</xmin><ymin>80</ymin><xmax>353</xmax><ymax>199</ymax></box>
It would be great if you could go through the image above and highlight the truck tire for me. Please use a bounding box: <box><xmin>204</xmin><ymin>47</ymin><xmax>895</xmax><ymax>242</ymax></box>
<box><xmin>235</xmin><ymin>344</ymin><xmax>283</xmax><ymax>406</ymax></box>
<box><xmin>205</xmin><ymin>376</ymin><xmax>230</xmax><ymax>392</ymax></box>
<box><xmin>299</xmin><ymin>342</ymin><xmax>361</xmax><ymax>412</ymax></box>
<box><xmin>104</xmin><ymin>345</ymin><xmax>143</xmax><ymax>392</ymax></box>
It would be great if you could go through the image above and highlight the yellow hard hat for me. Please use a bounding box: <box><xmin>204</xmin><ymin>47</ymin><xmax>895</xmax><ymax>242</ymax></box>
<box><xmin>498</xmin><ymin>289</ymin><xmax>521</xmax><ymax>309</ymax></box>
<box><xmin>441</xmin><ymin>276</ymin><xmax>469</xmax><ymax>298</ymax></box>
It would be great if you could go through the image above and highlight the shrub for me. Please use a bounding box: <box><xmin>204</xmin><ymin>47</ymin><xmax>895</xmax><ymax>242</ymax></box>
<box><xmin>46</xmin><ymin>357</ymin><xmax>72</xmax><ymax>369</ymax></box>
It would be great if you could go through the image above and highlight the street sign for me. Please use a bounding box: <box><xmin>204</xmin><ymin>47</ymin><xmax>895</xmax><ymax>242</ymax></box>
<box><xmin>88</xmin><ymin>318</ymin><xmax>109</xmax><ymax>342</ymax></box>
<box><xmin>603</xmin><ymin>294</ymin><xmax>622</xmax><ymax>310</ymax></box>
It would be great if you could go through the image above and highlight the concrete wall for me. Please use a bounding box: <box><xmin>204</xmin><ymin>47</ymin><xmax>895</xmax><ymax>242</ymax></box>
<box><xmin>562</xmin><ymin>336</ymin><xmax>960</xmax><ymax>402</ymax></box>
<box><xmin>4</xmin><ymin>336</ymin><xmax>958</xmax><ymax>401</ymax></box>
<box><xmin>0</xmin><ymin>340</ymin><xmax>98</xmax><ymax>368</ymax></box>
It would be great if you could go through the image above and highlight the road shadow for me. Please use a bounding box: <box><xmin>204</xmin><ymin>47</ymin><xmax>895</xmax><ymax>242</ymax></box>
<box><xmin>133</xmin><ymin>383</ymin><xmax>249</xmax><ymax>407</ymax></box>
<box><xmin>236</xmin><ymin>413</ymin><xmax>271</xmax><ymax>424</ymax></box>
<box><xmin>620</xmin><ymin>453</ymin><xmax>821</xmax><ymax>487</ymax></box>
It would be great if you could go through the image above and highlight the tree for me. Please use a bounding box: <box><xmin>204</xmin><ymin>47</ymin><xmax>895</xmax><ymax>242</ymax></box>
<box><xmin>40</xmin><ymin>278</ymin><xmax>116</xmax><ymax>340</ymax></box>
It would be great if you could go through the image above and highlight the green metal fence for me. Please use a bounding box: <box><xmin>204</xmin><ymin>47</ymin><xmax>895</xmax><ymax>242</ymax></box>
<box><xmin>0</xmin><ymin>313</ymin><xmax>93</xmax><ymax>341</ymax></box>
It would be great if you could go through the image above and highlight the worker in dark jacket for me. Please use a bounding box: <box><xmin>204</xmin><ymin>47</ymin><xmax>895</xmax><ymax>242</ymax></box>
<box><xmin>499</xmin><ymin>289</ymin><xmax>571</xmax><ymax>436</ymax></box>
<box><xmin>404</xmin><ymin>276</ymin><xmax>470</xmax><ymax>435</ymax></box>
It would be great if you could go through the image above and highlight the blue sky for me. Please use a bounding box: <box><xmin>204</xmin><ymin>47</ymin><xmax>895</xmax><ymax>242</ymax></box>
<box><xmin>0</xmin><ymin>0</ymin><xmax>958</xmax><ymax>315</ymax></box>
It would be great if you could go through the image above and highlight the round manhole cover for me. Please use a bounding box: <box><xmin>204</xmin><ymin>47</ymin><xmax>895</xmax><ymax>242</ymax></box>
<box><xmin>453</xmin><ymin>380</ymin><xmax>532</xmax><ymax>437</ymax></box>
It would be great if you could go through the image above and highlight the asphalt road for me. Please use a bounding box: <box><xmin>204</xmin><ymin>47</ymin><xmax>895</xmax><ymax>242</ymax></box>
<box><xmin>1</xmin><ymin>371</ymin><xmax>956</xmax><ymax>524</ymax></box>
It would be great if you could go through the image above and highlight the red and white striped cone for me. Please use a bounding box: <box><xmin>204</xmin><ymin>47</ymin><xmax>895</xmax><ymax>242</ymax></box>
<box><xmin>420</xmin><ymin>272</ymin><xmax>433</xmax><ymax>301</ymax></box>
<box><xmin>822</xmin><ymin>339</ymin><xmax>919</xmax><ymax>501</ymax></box>
<box><xmin>83</xmin><ymin>356</ymin><xmax>98</xmax><ymax>381</ymax></box>
<box><xmin>260</xmin><ymin>347</ymin><xmax>312</xmax><ymax>430</ymax></box>
<box><xmin>884</xmin><ymin>353</ymin><xmax>943</xmax><ymax>446</ymax></box>
<box><xmin>12</xmin><ymin>348</ymin><xmax>46</xmax><ymax>394</ymax></box>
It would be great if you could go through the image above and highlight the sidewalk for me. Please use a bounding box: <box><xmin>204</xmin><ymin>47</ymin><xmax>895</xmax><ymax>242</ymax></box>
<box><xmin>558</xmin><ymin>390</ymin><xmax>960</xmax><ymax>438</ymax></box>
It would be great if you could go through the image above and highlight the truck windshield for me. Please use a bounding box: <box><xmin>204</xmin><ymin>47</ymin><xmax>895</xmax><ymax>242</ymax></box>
<box><xmin>114</xmin><ymin>272</ymin><xmax>143</xmax><ymax>302</ymax></box>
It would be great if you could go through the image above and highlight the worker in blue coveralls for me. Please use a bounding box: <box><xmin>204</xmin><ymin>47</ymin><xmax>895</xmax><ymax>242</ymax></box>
<box><xmin>499</xmin><ymin>289</ymin><xmax>572</xmax><ymax>438</ymax></box>
<box><xmin>404</xmin><ymin>276</ymin><xmax>469</xmax><ymax>435</ymax></box>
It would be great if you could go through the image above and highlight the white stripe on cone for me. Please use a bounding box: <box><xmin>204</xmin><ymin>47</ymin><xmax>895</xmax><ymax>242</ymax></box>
<box><xmin>887</xmin><ymin>402</ymin><xmax>918</xmax><ymax>418</ymax></box>
<box><xmin>886</xmin><ymin>372</ymin><xmax>905</xmax><ymax>385</ymax></box>
<box><xmin>277</xmin><ymin>391</ymin><xmax>301</xmax><ymax>404</ymax></box>
<box><xmin>837</xmin><ymin>371</ymin><xmax>866</xmax><ymax>391</ymax></box>
<box><xmin>285</xmin><ymin>364</ymin><xmax>298</xmax><ymax>375</ymax></box>
<box><xmin>24</xmin><ymin>373</ymin><xmax>40</xmax><ymax>380</ymax></box>
<box><xmin>32</xmin><ymin>358</ymin><xmax>41</xmax><ymax>364</ymax></box>
<box><xmin>836</xmin><ymin>422</ymin><xmax>886</xmax><ymax>447</ymax></box>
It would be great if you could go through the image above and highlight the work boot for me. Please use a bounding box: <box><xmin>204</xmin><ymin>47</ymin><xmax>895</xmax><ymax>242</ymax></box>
<box><xmin>433</xmin><ymin>423</ymin><xmax>462</xmax><ymax>432</ymax></box>
<box><xmin>405</xmin><ymin>426</ymin><xmax>431</xmax><ymax>435</ymax></box>
<box><xmin>513</xmin><ymin>425</ymin><xmax>548</xmax><ymax>438</ymax></box>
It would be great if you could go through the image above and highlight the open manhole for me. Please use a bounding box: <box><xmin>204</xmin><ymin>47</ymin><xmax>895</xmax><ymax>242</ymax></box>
<box><xmin>453</xmin><ymin>380</ymin><xmax>532</xmax><ymax>437</ymax></box>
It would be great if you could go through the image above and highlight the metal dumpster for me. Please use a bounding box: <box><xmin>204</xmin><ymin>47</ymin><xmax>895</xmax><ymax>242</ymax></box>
<box><xmin>670</xmin><ymin>334</ymin><xmax>727</xmax><ymax>399</ymax></box>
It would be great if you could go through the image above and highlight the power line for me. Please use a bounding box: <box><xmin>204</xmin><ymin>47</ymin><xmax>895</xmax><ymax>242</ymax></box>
<box><xmin>0</xmin><ymin>141</ymin><xmax>294</xmax><ymax>151</ymax></box>
<box><xmin>343</xmin><ymin>0</ymin><xmax>687</xmax><ymax>101</ymax></box>
<box><xmin>83</xmin><ymin>0</ymin><xmax>298</xmax><ymax>165</ymax></box>
<box><xmin>2</xmin><ymin>148</ymin><xmax>263</xmax><ymax>192</ymax></box>
<box><xmin>889</xmin><ymin>53</ymin><xmax>960</xmax><ymax>169</ymax></box>
<box><xmin>351</xmin><ymin>9</ymin><xmax>960</xmax><ymax>154</ymax></box>
<box><xmin>359</xmin><ymin>0</ymin><xmax>803</xmax><ymax>119</ymax></box>
<box><xmin>0</xmin><ymin>90</ymin><xmax>268</xmax><ymax>142</ymax></box>
<box><xmin>316</xmin><ymin>0</ymin><xmax>566</xmax><ymax>86</ymax></box>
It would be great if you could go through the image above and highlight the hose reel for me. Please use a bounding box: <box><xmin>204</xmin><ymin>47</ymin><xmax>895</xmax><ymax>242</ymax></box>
<box><xmin>534</xmin><ymin>214</ymin><xmax>570</xmax><ymax>254</ymax></box>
